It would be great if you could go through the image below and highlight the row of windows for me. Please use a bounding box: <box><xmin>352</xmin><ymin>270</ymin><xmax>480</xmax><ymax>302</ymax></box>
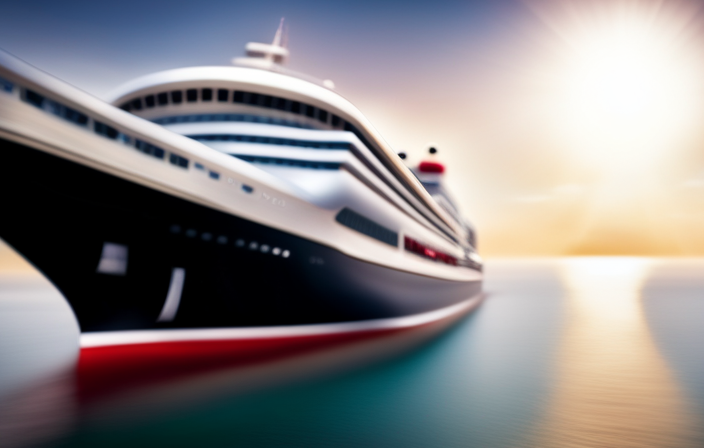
<box><xmin>25</xmin><ymin>89</ymin><xmax>89</xmax><ymax>126</ymax></box>
<box><xmin>120</xmin><ymin>88</ymin><xmax>343</xmax><ymax>127</ymax></box>
<box><xmin>335</xmin><ymin>208</ymin><xmax>398</xmax><ymax>247</ymax></box>
<box><xmin>234</xmin><ymin>154</ymin><xmax>340</xmax><ymax>170</ymax></box>
<box><xmin>0</xmin><ymin>76</ymin><xmax>14</xmax><ymax>93</ymax></box>
<box><xmin>18</xmin><ymin>87</ymin><xmax>226</xmax><ymax>180</ymax></box>
<box><xmin>189</xmin><ymin>134</ymin><xmax>351</xmax><ymax>150</ymax></box>
<box><xmin>169</xmin><ymin>224</ymin><xmax>291</xmax><ymax>257</ymax></box>
<box><xmin>152</xmin><ymin>113</ymin><xmax>313</xmax><ymax>129</ymax></box>
<box><xmin>403</xmin><ymin>236</ymin><xmax>458</xmax><ymax>266</ymax></box>
<box><xmin>403</xmin><ymin>236</ymin><xmax>477</xmax><ymax>270</ymax></box>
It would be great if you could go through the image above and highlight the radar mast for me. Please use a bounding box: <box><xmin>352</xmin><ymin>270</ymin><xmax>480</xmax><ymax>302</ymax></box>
<box><xmin>233</xmin><ymin>18</ymin><xmax>289</xmax><ymax>69</ymax></box>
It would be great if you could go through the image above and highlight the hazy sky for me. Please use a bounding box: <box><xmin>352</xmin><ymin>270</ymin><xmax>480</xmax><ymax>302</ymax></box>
<box><xmin>4</xmin><ymin>0</ymin><xmax>704</xmax><ymax>256</ymax></box>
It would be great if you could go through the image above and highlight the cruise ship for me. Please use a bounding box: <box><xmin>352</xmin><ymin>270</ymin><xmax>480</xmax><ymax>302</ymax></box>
<box><xmin>0</xmin><ymin>24</ymin><xmax>483</xmax><ymax>348</ymax></box>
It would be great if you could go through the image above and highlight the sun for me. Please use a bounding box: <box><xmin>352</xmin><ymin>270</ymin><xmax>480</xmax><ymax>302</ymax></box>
<box><xmin>546</xmin><ymin>3</ymin><xmax>704</xmax><ymax>169</ymax></box>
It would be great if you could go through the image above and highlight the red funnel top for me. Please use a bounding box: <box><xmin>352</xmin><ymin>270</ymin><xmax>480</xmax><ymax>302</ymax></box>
<box><xmin>418</xmin><ymin>161</ymin><xmax>445</xmax><ymax>174</ymax></box>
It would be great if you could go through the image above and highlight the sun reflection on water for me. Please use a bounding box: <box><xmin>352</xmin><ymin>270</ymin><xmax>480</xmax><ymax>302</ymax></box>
<box><xmin>537</xmin><ymin>258</ymin><xmax>697</xmax><ymax>448</ymax></box>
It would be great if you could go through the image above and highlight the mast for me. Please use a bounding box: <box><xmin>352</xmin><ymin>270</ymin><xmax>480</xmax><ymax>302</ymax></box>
<box><xmin>232</xmin><ymin>18</ymin><xmax>289</xmax><ymax>69</ymax></box>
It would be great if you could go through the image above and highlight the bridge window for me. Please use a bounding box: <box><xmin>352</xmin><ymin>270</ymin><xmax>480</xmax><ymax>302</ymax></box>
<box><xmin>290</xmin><ymin>101</ymin><xmax>301</xmax><ymax>114</ymax></box>
<box><xmin>318</xmin><ymin>109</ymin><xmax>328</xmax><ymax>123</ymax></box>
<box><xmin>157</xmin><ymin>92</ymin><xmax>169</xmax><ymax>106</ymax></box>
<box><xmin>304</xmin><ymin>104</ymin><xmax>315</xmax><ymax>118</ymax></box>
<box><xmin>217</xmin><ymin>89</ymin><xmax>229</xmax><ymax>102</ymax></box>
<box><xmin>186</xmin><ymin>89</ymin><xmax>198</xmax><ymax>102</ymax></box>
<box><xmin>201</xmin><ymin>88</ymin><xmax>213</xmax><ymax>101</ymax></box>
<box><xmin>171</xmin><ymin>90</ymin><xmax>183</xmax><ymax>104</ymax></box>
<box><xmin>145</xmin><ymin>95</ymin><xmax>155</xmax><ymax>108</ymax></box>
<box><xmin>246</xmin><ymin>93</ymin><xmax>259</xmax><ymax>106</ymax></box>
<box><xmin>130</xmin><ymin>98</ymin><xmax>143</xmax><ymax>111</ymax></box>
<box><xmin>233</xmin><ymin>90</ymin><xmax>244</xmax><ymax>103</ymax></box>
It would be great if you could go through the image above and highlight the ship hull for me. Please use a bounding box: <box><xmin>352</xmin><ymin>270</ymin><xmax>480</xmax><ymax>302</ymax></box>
<box><xmin>0</xmin><ymin>136</ymin><xmax>481</xmax><ymax>333</ymax></box>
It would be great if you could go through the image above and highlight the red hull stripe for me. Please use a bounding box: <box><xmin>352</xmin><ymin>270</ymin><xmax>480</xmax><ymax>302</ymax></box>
<box><xmin>76</xmin><ymin>294</ymin><xmax>484</xmax><ymax>405</ymax></box>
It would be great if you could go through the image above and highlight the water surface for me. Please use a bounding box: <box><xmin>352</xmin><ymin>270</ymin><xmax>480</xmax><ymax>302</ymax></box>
<box><xmin>1</xmin><ymin>257</ymin><xmax>703</xmax><ymax>447</ymax></box>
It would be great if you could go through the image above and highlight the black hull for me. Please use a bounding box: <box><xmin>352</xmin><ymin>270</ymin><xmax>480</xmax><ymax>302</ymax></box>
<box><xmin>0</xmin><ymin>137</ymin><xmax>480</xmax><ymax>332</ymax></box>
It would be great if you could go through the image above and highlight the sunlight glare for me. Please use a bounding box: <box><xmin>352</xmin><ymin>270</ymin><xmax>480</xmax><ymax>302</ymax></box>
<box><xmin>552</xmin><ymin>7</ymin><xmax>703</xmax><ymax>168</ymax></box>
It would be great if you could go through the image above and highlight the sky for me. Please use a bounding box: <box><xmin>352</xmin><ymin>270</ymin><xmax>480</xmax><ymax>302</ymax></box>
<box><xmin>3</xmin><ymin>0</ymin><xmax>704</xmax><ymax>256</ymax></box>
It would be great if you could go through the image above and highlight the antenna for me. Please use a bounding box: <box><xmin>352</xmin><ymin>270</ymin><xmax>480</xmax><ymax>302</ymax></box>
<box><xmin>235</xmin><ymin>18</ymin><xmax>290</xmax><ymax>68</ymax></box>
<box><xmin>272</xmin><ymin>17</ymin><xmax>285</xmax><ymax>47</ymax></box>
<box><xmin>282</xmin><ymin>21</ymin><xmax>289</xmax><ymax>49</ymax></box>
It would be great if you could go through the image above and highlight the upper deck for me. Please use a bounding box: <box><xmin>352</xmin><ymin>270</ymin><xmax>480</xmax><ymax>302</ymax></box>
<box><xmin>108</xmin><ymin>66</ymin><xmax>468</xmax><ymax>244</ymax></box>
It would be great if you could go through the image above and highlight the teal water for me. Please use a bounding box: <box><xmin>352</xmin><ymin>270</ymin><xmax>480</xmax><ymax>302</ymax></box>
<box><xmin>1</xmin><ymin>259</ymin><xmax>703</xmax><ymax>447</ymax></box>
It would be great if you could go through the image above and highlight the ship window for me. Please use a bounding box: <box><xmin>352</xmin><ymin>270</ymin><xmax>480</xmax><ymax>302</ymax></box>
<box><xmin>169</xmin><ymin>153</ymin><xmax>189</xmax><ymax>168</ymax></box>
<box><xmin>171</xmin><ymin>91</ymin><xmax>183</xmax><ymax>104</ymax></box>
<box><xmin>331</xmin><ymin>114</ymin><xmax>341</xmax><ymax>127</ymax></box>
<box><xmin>36</xmin><ymin>96</ymin><xmax>88</xmax><ymax>127</ymax></box>
<box><xmin>130</xmin><ymin>98</ymin><xmax>143</xmax><ymax>111</ymax></box>
<box><xmin>151</xmin><ymin>114</ymin><xmax>315</xmax><ymax>129</ymax></box>
<box><xmin>262</xmin><ymin>95</ymin><xmax>273</xmax><ymax>108</ymax></box>
<box><xmin>94</xmin><ymin>121</ymin><xmax>119</xmax><ymax>139</ymax></box>
<box><xmin>135</xmin><ymin>139</ymin><xmax>165</xmax><ymax>159</ymax></box>
<box><xmin>62</xmin><ymin>106</ymin><xmax>88</xmax><ymax>126</ymax></box>
<box><xmin>233</xmin><ymin>91</ymin><xmax>244</xmax><ymax>103</ymax></box>
<box><xmin>24</xmin><ymin>89</ymin><xmax>45</xmax><ymax>108</ymax></box>
<box><xmin>318</xmin><ymin>109</ymin><xmax>328</xmax><ymax>123</ymax></box>
<box><xmin>246</xmin><ymin>93</ymin><xmax>259</xmax><ymax>105</ymax></box>
<box><xmin>118</xmin><ymin>133</ymin><xmax>132</xmax><ymax>145</ymax></box>
<box><xmin>290</xmin><ymin>101</ymin><xmax>301</xmax><ymax>114</ymax></box>
<box><xmin>157</xmin><ymin>92</ymin><xmax>169</xmax><ymax>106</ymax></box>
<box><xmin>208</xmin><ymin>171</ymin><xmax>220</xmax><ymax>180</ymax></box>
<box><xmin>335</xmin><ymin>208</ymin><xmax>398</xmax><ymax>247</ymax></box>
<box><xmin>304</xmin><ymin>104</ymin><xmax>315</xmax><ymax>118</ymax></box>
<box><xmin>186</xmin><ymin>89</ymin><xmax>198</xmax><ymax>102</ymax></box>
<box><xmin>241</xmin><ymin>184</ymin><xmax>254</xmax><ymax>193</ymax></box>
<box><xmin>217</xmin><ymin>89</ymin><xmax>229</xmax><ymax>102</ymax></box>
<box><xmin>194</xmin><ymin>162</ymin><xmax>205</xmax><ymax>170</ymax></box>
<box><xmin>145</xmin><ymin>95</ymin><xmax>156</xmax><ymax>108</ymax></box>
<box><xmin>44</xmin><ymin>99</ymin><xmax>62</xmax><ymax>116</ymax></box>
<box><xmin>0</xmin><ymin>77</ymin><xmax>13</xmax><ymax>93</ymax></box>
<box><xmin>189</xmin><ymin>134</ymin><xmax>352</xmax><ymax>151</ymax></box>
<box><xmin>234</xmin><ymin>154</ymin><xmax>341</xmax><ymax>170</ymax></box>
<box><xmin>201</xmin><ymin>88</ymin><xmax>213</xmax><ymax>101</ymax></box>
